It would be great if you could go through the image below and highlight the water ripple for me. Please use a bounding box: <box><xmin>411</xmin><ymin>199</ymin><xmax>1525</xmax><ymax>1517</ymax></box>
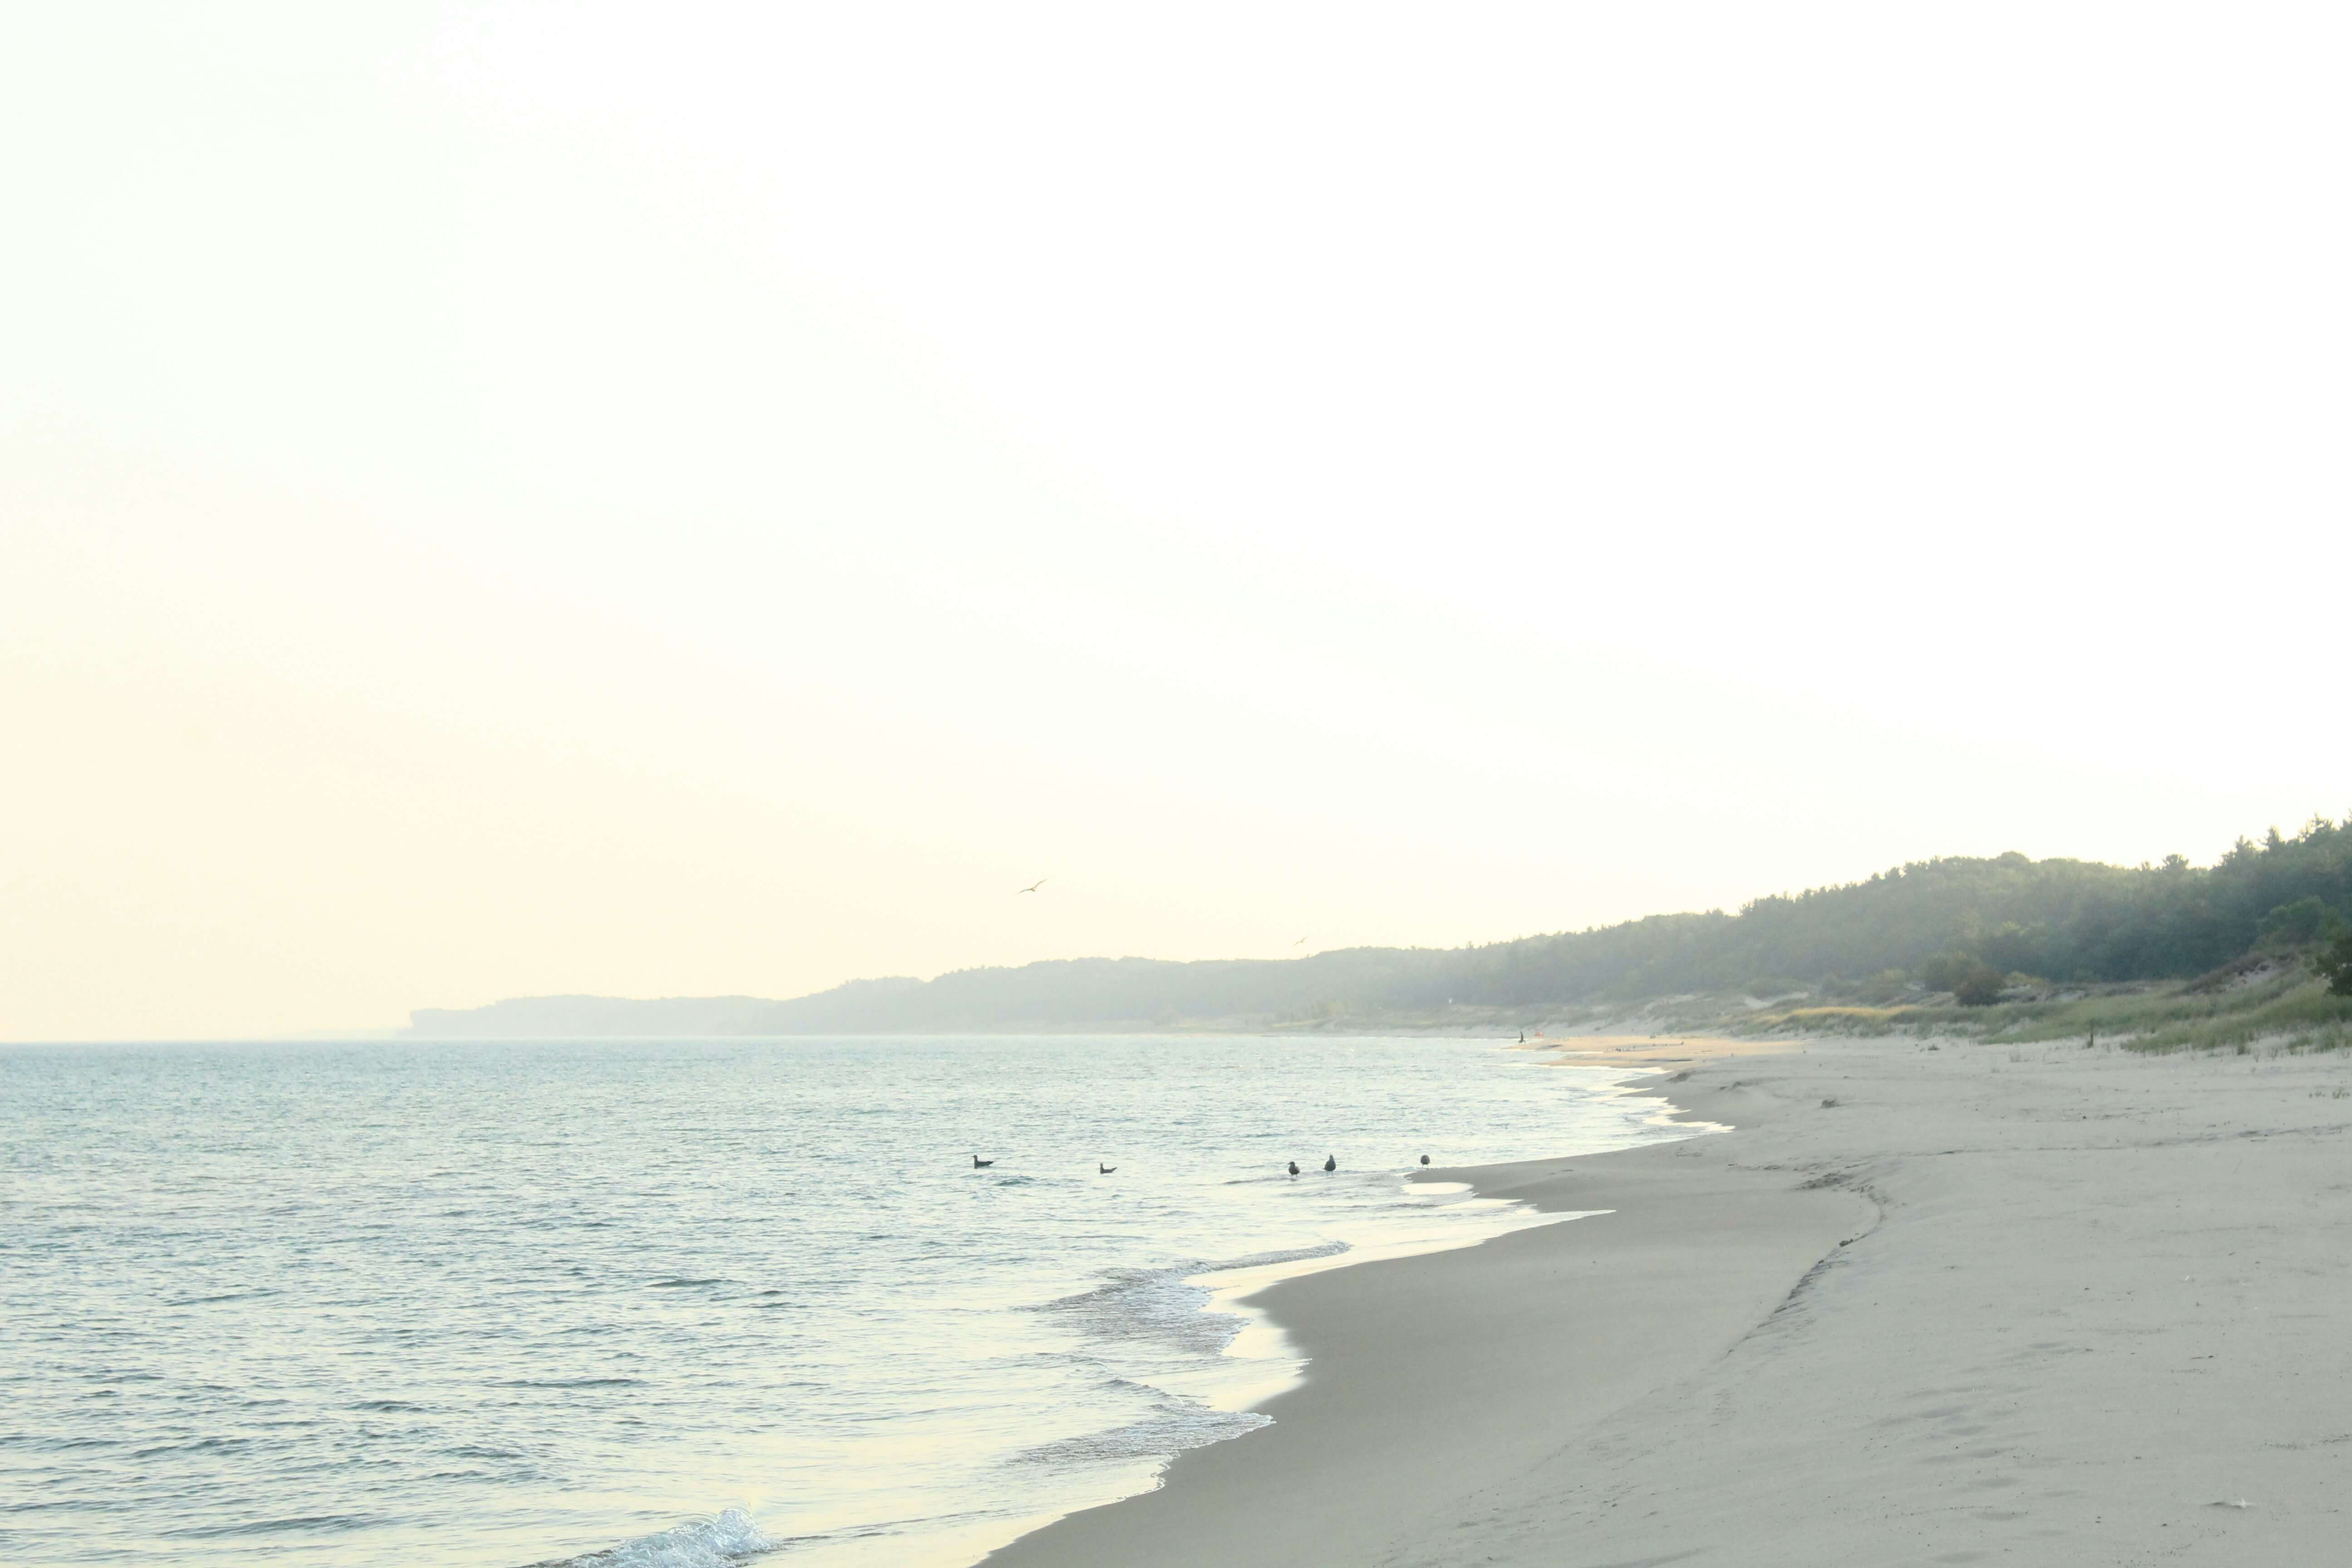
<box><xmin>0</xmin><ymin>1034</ymin><xmax>1680</xmax><ymax>1568</ymax></box>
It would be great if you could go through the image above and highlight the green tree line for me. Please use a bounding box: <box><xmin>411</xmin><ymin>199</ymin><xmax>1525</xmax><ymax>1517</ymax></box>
<box><xmin>1455</xmin><ymin>813</ymin><xmax>2352</xmax><ymax>1005</ymax></box>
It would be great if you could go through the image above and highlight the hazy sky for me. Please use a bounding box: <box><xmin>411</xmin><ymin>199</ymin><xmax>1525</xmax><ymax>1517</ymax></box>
<box><xmin>5</xmin><ymin>4</ymin><xmax>2347</xmax><ymax>1039</ymax></box>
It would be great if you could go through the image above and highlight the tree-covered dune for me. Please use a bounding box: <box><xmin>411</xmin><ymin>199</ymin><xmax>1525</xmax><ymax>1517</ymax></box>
<box><xmin>408</xmin><ymin>814</ymin><xmax>2352</xmax><ymax>1036</ymax></box>
<box><xmin>1466</xmin><ymin>814</ymin><xmax>2352</xmax><ymax>1004</ymax></box>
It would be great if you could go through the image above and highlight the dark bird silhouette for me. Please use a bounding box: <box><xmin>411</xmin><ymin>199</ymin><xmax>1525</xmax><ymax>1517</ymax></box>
<box><xmin>1293</xmin><ymin>936</ymin><xmax>1306</xmax><ymax>946</ymax></box>
<box><xmin>1017</xmin><ymin>879</ymin><xmax>1047</xmax><ymax>894</ymax></box>
<box><xmin>1518</xmin><ymin>1029</ymin><xmax>1525</xmax><ymax>1043</ymax></box>
<box><xmin>1286</xmin><ymin>1161</ymin><xmax>1299</xmax><ymax>1176</ymax></box>
<box><xmin>1323</xmin><ymin>1155</ymin><xmax>1336</xmax><ymax>1173</ymax></box>
<box><xmin>972</xmin><ymin>1156</ymin><xmax>994</xmax><ymax>1168</ymax></box>
<box><xmin>1098</xmin><ymin>1163</ymin><xmax>1116</xmax><ymax>1174</ymax></box>
<box><xmin>1420</xmin><ymin>1154</ymin><xmax>1431</xmax><ymax>1166</ymax></box>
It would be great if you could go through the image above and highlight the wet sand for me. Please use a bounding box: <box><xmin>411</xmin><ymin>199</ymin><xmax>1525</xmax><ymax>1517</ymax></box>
<box><xmin>984</xmin><ymin>1032</ymin><xmax>2352</xmax><ymax>1566</ymax></box>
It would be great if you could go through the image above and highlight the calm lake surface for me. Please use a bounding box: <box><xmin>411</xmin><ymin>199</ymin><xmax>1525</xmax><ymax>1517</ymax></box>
<box><xmin>0</xmin><ymin>1035</ymin><xmax>1685</xmax><ymax>1568</ymax></box>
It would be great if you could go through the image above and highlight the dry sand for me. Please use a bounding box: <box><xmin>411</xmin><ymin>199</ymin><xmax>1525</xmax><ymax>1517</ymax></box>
<box><xmin>984</xmin><ymin>1033</ymin><xmax>2352</xmax><ymax>1566</ymax></box>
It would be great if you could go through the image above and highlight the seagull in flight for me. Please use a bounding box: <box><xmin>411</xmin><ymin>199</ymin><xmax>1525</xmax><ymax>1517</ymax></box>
<box><xmin>1293</xmin><ymin>936</ymin><xmax>1306</xmax><ymax>946</ymax></box>
<box><xmin>1018</xmin><ymin>879</ymin><xmax>1047</xmax><ymax>894</ymax></box>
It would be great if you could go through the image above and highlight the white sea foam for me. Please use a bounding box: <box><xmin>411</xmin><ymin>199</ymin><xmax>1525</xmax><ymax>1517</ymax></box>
<box><xmin>563</xmin><ymin>1509</ymin><xmax>772</xmax><ymax>1568</ymax></box>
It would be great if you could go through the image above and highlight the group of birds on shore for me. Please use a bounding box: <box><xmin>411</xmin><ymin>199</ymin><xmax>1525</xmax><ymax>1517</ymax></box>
<box><xmin>973</xmin><ymin>1153</ymin><xmax>1436</xmax><ymax>1175</ymax></box>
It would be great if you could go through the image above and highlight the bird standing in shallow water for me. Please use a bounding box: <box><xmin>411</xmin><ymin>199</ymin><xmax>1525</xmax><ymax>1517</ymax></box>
<box><xmin>1286</xmin><ymin>1161</ymin><xmax>1299</xmax><ymax>1176</ymax></box>
<box><xmin>1323</xmin><ymin>1155</ymin><xmax>1336</xmax><ymax>1172</ymax></box>
<box><xmin>1420</xmin><ymin>1154</ymin><xmax>1431</xmax><ymax>1166</ymax></box>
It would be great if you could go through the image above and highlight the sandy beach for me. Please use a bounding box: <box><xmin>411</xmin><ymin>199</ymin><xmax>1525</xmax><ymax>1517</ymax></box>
<box><xmin>985</xmin><ymin>1033</ymin><xmax>2352</xmax><ymax>1566</ymax></box>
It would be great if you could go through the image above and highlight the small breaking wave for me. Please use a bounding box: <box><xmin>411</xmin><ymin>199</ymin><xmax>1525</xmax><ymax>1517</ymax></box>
<box><xmin>554</xmin><ymin>1508</ymin><xmax>772</xmax><ymax>1568</ymax></box>
<box><xmin>1035</xmin><ymin>1241</ymin><xmax>1350</xmax><ymax>1355</ymax></box>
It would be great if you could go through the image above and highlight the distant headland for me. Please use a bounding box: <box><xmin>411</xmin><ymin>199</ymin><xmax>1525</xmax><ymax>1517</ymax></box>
<box><xmin>409</xmin><ymin>818</ymin><xmax>2352</xmax><ymax>1044</ymax></box>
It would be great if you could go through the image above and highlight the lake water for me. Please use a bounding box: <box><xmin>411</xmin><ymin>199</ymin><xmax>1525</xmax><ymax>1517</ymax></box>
<box><xmin>0</xmin><ymin>1034</ymin><xmax>1686</xmax><ymax>1568</ymax></box>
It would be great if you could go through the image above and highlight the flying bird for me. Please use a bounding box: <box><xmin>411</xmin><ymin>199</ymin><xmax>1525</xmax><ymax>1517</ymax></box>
<box><xmin>1017</xmin><ymin>879</ymin><xmax>1047</xmax><ymax>894</ymax></box>
<box><xmin>1293</xmin><ymin>936</ymin><xmax>1306</xmax><ymax>946</ymax></box>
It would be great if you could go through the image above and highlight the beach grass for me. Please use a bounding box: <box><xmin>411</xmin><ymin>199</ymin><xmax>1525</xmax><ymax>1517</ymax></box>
<box><xmin>1738</xmin><ymin>964</ymin><xmax>2352</xmax><ymax>1055</ymax></box>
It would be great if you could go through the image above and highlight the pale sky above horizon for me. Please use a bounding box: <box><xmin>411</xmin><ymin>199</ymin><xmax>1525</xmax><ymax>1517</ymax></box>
<box><xmin>5</xmin><ymin>3</ymin><xmax>2347</xmax><ymax>1040</ymax></box>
